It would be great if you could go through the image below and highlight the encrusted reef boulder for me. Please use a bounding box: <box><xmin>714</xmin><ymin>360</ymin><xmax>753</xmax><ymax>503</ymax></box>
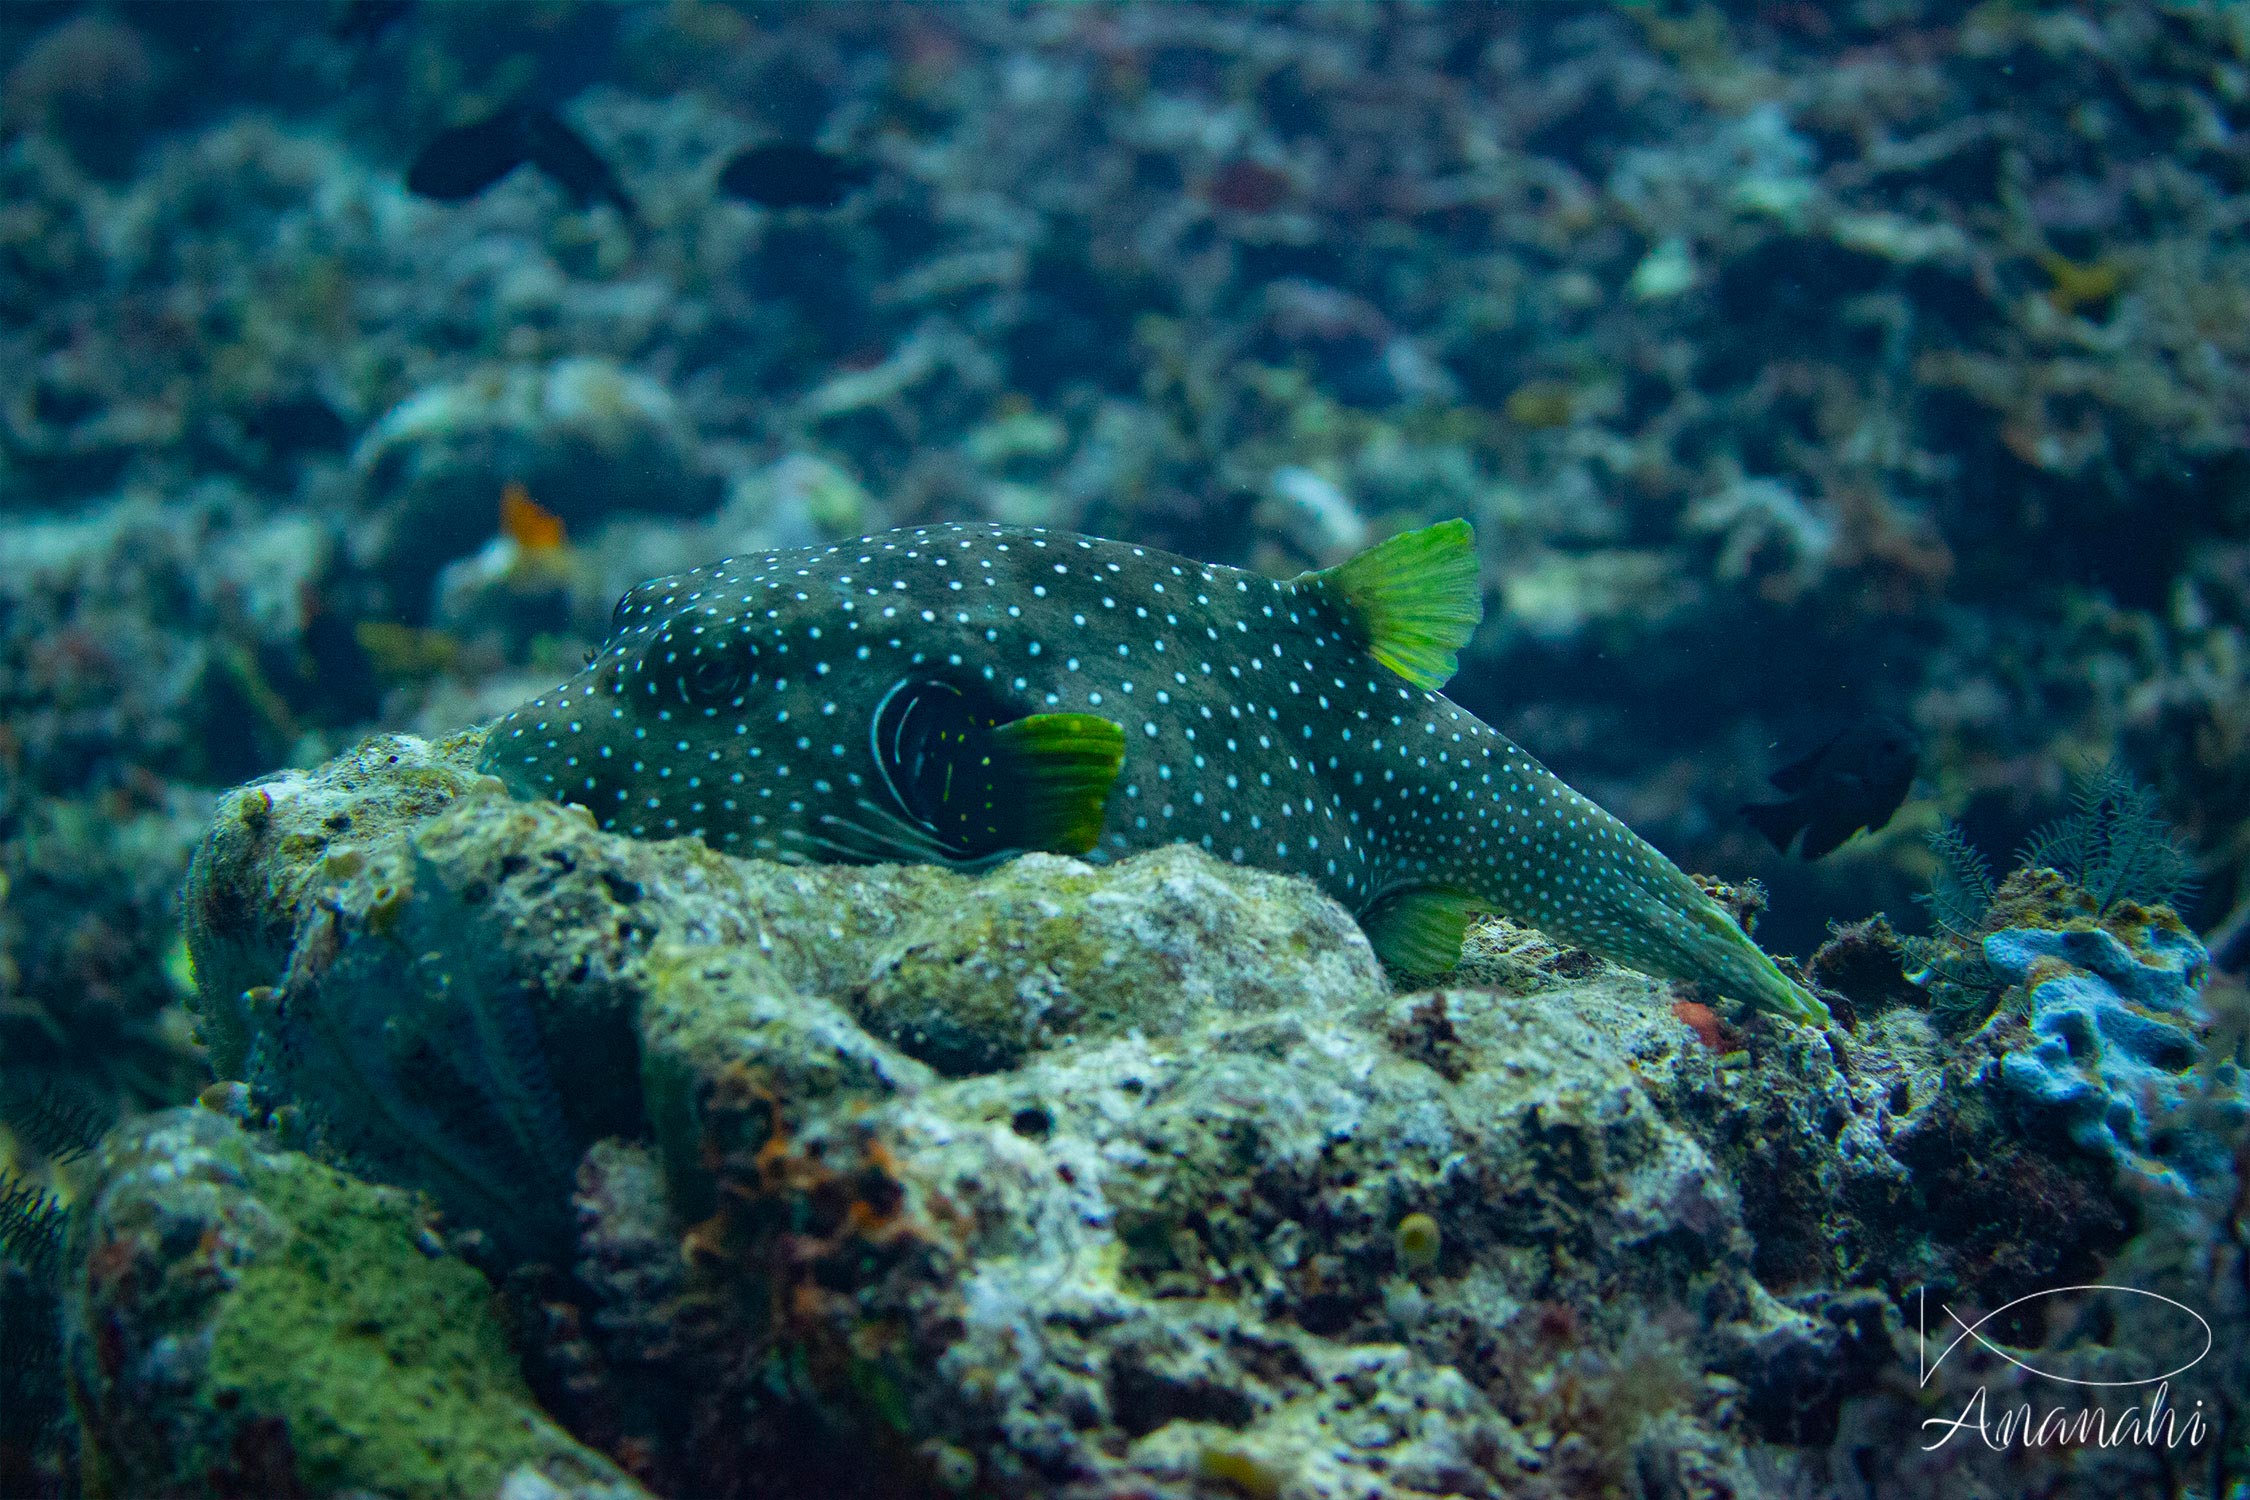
<box><xmin>168</xmin><ymin>733</ymin><xmax>2247</xmax><ymax>1499</ymax></box>
<box><xmin>848</xmin><ymin>845</ymin><xmax>1385</xmax><ymax>1075</ymax></box>
<box><xmin>642</xmin><ymin>948</ymin><xmax>1761</xmax><ymax>1497</ymax></box>
<box><xmin>183</xmin><ymin>730</ymin><xmax>496</xmax><ymax>1077</ymax></box>
<box><xmin>183</xmin><ymin>735</ymin><xmax>1386</xmax><ymax>1258</ymax></box>
<box><xmin>65</xmin><ymin>1102</ymin><xmax>648</xmax><ymax>1500</ymax></box>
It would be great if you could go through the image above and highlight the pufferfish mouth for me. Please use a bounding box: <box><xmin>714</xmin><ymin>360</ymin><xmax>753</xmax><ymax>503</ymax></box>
<box><xmin>479</xmin><ymin>635</ymin><xmax>774</xmax><ymax>836</ymax></box>
<box><xmin>476</xmin><ymin>675</ymin><xmax>608</xmax><ymax>803</ymax></box>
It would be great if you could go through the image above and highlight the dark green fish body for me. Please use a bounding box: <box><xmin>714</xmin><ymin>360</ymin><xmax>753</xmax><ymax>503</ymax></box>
<box><xmin>481</xmin><ymin>522</ymin><xmax>1826</xmax><ymax>1023</ymax></box>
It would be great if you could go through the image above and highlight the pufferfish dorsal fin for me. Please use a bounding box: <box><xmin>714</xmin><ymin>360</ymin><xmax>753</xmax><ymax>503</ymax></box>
<box><xmin>1302</xmin><ymin>519</ymin><xmax>1483</xmax><ymax>691</ymax></box>
<box><xmin>1358</xmin><ymin>883</ymin><xmax>1485</xmax><ymax>974</ymax></box>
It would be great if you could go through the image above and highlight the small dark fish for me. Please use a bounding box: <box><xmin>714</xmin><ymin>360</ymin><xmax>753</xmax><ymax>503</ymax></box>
<box><xmin>718</xmin><ymin>142</ymin><xmax>872</xmax><ymax>210</ymax></box>
<box><xmin>406</xmin><ymin>105</ymin><xmax>634</xmax><ymax>217</ymax></box>
<box><xmin>1742</xmin><ymin>714</ymin><xmax>1919</xmax><ymax>859</ymax></box>
<box><xmin>406</xmin><ymin>109</ymin><xmax>530</xmax><ymax>200</ymax></box>
<box><xmin>516</xmin><ymin>107</ymin><xmax>635</xmax><ymax>216</ymax></box>
<box><xmin>332</xmin><ymin>0</ymin><xmax>412</xmax><ymax>43</ymax></box>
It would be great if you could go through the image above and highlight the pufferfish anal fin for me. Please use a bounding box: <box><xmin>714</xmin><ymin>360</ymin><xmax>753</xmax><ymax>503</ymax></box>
<box><xmin>1302</xmin><ymin>518</ymin><xmax>1484</xmax><ymax>692</ymax></box>
<box><xmin>1357</xmin><ymin>884</ymin><xmax>1485</xmax><ymax>975</ymax></box>
<box><xmin>989</xmin><ymin>712</ymin><xmax>1127</xmax><ymax>856</ymax></box>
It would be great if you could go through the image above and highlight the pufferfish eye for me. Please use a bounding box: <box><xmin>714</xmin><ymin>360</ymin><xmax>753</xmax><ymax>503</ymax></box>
<box><xmin>676</xmin><ymin>643</ymin><xmax>755</xmax><ymax>707</ymax></box>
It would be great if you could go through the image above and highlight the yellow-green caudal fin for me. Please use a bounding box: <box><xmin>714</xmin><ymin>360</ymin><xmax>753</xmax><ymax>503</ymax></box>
<box><xmin>1359</xmin><ymin>885</ymin><xmax>1483</xmax><ymax>974</ymax></box>
<box><xmin>1307</xmin><ymin>518</ymin><xmax>1483</xmax><ymax>691</ymax></box>
<box><xmin>989</xmin><ymin>713</ymin><xmax>1125</xmax><ymax>855</ymax></box>
<box><xmin>1685</xmin><ymin>899</ymin><xmax>1832</xmax><ymax>1025</ymax></box>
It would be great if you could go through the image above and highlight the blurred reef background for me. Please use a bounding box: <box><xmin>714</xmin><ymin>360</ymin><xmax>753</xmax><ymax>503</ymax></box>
<box><xmin>2</xmin><ymin>3</ymin><xmax>2250</xmax><ymax>1497</ymax></box>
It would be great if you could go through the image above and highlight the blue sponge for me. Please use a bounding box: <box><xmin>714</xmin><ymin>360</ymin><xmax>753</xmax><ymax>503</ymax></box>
<box><xmin>1987</xmin><ymin>922</ymin><xmax>2242</xmax><ymax>1194</ymax></box>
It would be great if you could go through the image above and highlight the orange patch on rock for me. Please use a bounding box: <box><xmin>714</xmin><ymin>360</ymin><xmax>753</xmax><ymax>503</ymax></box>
<box><xmin>1671</xmin><ymin>998</ymin><xmax>1732</xmax><ymax>1052</ymax></box>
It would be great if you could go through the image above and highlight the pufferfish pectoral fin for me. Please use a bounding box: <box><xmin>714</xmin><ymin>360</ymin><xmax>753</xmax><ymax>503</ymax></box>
<box><xmin>987</xmin><ymin>712</ymin><xmax>1126</xmax><ymax>856</ymax></box>
<box><xmin>1358</xmin><ymin>884</ymin><xmax>1484</xmax><ymax>975</ymax></box>
<box><xmin>867</xmin><ymin>681</ymin><xmax>1123</xmax><ymax>863</ymax></box>
<box><xmin>1303</xmin><ymin>518</ymin><xmax>1484</xmax><ymax>692</ymax></box>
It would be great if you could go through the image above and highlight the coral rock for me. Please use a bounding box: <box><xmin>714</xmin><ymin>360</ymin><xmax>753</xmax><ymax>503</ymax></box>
<box><xmin>173</xmin><ymin>734</ymin><xmax>2250</xmax><ymax>1498</ymax></box>
<box><xmin>65</xmin><ymin>1104</ymin><xmax>648</xmax><ymax>1500</ymax></box>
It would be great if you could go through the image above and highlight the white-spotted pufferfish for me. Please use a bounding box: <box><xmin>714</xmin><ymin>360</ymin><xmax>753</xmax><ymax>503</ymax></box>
<box><xmin>481</xmin><ymin>521</ymin><xmax>1828</xmax><ymax>1023</ymax></box>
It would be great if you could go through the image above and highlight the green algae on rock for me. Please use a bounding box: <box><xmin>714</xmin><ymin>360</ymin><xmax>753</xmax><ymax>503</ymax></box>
<box><xmin>479</xmin><ymin>521</ymin><xmax>1827</xmax><ymax>1023</ymax></box>
<box><xmin>65</xmin><ymin>1103</ymin><xmax>646</xmax><ymax>1500</ymax></box>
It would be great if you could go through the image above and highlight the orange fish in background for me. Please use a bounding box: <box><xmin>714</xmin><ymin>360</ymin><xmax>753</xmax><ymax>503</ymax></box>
<box><xmin>500</xmin><ymin>480</ymin><xmax>567</xmax><ymax>554</ymax></box>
